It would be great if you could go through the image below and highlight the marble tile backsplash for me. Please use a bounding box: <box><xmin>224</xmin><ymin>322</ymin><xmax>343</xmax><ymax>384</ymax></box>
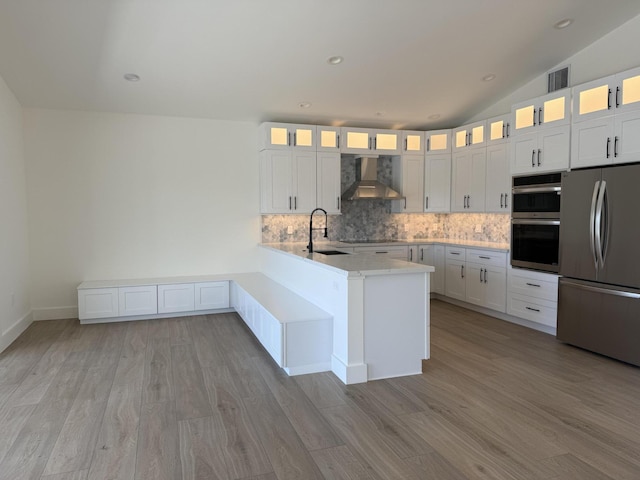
<box><xmin>262</xmin><ymin>211</ymin><xmax>510</xmax><ymax>244</ymax></box>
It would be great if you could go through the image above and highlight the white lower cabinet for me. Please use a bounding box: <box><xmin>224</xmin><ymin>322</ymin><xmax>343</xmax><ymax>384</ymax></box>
<box><xmin>507</xmin><ymin>268</ymin><xmax>559</xmax><ymax>328</ymax></box>
<box><xmin>158</xmin><ymin>284</ymin><xmax>195</xmax><ymax>314</ymax></box>
<box><xmin>353</xmin><ymin>245</ymin><xmax>408</xmax><ymax>259</ymax></box>
<box><xmin>416</xmin><ymin>244</ymin><xmax>445</xmax><ymax>294</ymax></box>
<box><xmin>445</xmin><ymin>246</ymin><xmax>507</xmax><ymax>312</ymax></box>
<box><xmin>118</xmin><ymin>286</ymin><xmax>158</xmax><ymax>317</ymax></box>
<box><xmin>195</xmin><ymin>282</ymin><xmax>230</xmax><ymax>310</ymax></box>
<box><xmin>78</xmin><ymin>288</ymin><xmax>119</xmax><ymax>320</ymax></box>
<box><xmin>445</xmin><ymin>247</ymin><xmax>466</xmax><ymax>301</ymax></box>
<box><xmin>79</xmin><ymin>279</ymin><xmax>230</xmax><ymax>322</ymax></box>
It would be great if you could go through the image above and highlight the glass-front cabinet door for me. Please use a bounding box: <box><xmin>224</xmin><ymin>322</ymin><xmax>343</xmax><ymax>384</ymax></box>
<box><xmin>425</xmin><ymin>129</ymin><xmax>451</xmax><ymax>155</ymax></box>
<box><xmin>317</xmin><ymin>126</ymin><xmax>341</xmax><ymax>152</ymax></box>
<box><xmin>402</xmin><ymin>130</ymin><xmax>424</xmax><ymax>154</ymax></box>
<box><xmin>487</xmin><ymin>114</ymin><xmax>511</xmax><ymax>145</ymax></box>
<box><xmin>259</xmin><ymin>122</ymin><xmax>316</xmax><ymax>150</ymax></box>
<box><xmin>513</xmin><ymin>91</ymin><xmax>570</xmax><ymax>135</ymax></box>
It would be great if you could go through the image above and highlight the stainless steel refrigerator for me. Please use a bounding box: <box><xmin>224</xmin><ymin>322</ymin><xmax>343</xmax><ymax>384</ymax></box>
<box><xmin>558</xmin><ymin>163</ymin><xmax>640</xmax><ymax>366</ymax></box>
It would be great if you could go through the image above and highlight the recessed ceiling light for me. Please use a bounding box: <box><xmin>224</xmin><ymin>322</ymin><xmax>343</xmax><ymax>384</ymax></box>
<box><xmin>327</xmin><ymin>56</ymin><xmax>344</xmax><ymax>65</ymax></box>
<box><xmin>554</xmin><ymin>18</ymin><xmax>573</xmax><ymax>29</ymax></box>
<box><xmin>482</xmin><ymin>74</ymin><xmax>496</xmax><ymax>82</ymax></box>
<box><xmin>123</xmin><ymin>73</ymin><xmax>140</xmax><ymax>82</ymax></box>
<box><xmin>428</xmin><ymin>114</ymin><xmax>441</xmax><ymax>120</ymax></box>
<box><xmin>299</xmin><ymin>102</ymin><xmax>312</xmax><ymax>108</ymax></box>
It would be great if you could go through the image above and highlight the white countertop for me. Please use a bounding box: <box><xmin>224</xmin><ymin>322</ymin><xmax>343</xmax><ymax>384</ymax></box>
<box><xmin>260</xmin><ymin>243</ymin><xmax>435</xmax><ymax>277</ymax></box>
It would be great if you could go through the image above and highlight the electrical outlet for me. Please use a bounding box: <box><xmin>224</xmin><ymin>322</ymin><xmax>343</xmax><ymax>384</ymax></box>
<box><xmin>287</xmin><ymin>225</ymin><xmax>293</xmax><ymax>235</ymax></box>
<box><xmin>475</xmin><ymin>224</ymin><xmax>483</xmax><ymax>233</ymax></box>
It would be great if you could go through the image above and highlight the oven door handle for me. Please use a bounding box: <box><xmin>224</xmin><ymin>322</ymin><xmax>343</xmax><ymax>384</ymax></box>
<box><xmin>512</xmin><ymin>185</ymin><xmax>561</xmax><ymax>194</ymax></box>
<box><xmin>511</xmin><ymin>219</ymin><xmax>560</xmax><ymax>226</ymax></box>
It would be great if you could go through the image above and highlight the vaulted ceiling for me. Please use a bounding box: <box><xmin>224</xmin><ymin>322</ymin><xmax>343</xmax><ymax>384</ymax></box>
<box><xmin>1</xmin><ymin>0</ymin><xmax>640</xmax><ymax>129</ymax></box>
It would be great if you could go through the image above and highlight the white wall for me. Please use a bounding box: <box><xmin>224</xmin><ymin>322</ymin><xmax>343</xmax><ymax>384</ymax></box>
<box><xmin>468</xmin><ymin>14</ymin><xmax>640</xmax><ymax>121</ymax></box>
<box><xmin>24</xmin><ymin>109</ymin><xmax>260</xmax><ymax>319</ymax></box>
<box><xmin>0</xmin><ymin>74</ymin><xmax>31</xmax><ymax>350</ymax></box>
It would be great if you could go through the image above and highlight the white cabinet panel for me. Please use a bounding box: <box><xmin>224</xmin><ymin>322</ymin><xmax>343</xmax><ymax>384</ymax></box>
<box><xmin>119</xmin><ymin>286</ymin><xmax>157</xmax><ymax>317</ymax></box>
<box><xmin>195</xmin><ymin>282</ymin><xmax>230</xmax><ymax>310</ymax></box>
<box><xmin>571</xmin><ymin>116</ymin><xmax>615</xmax><ymax>168</ymax></box>
<box><xmin>317</xmin><ymin>152</ymin><xmax>341</xmax><ymax>214</ymax></box>
<box><xmin>78</xmin><ymin>288</ymin><xmax>118</xmax><ymax>320</ymax></box>
<box><xmin>485</xmin><ymin>143</ymin><xmax>510</xmax><ymax>212</ymax></box>
<box><xmin>424</xmin><ymin>154</ymin><xmax>451</xmax><ymax>212</ymax></box>
<box><xmin>451</xmin><ymin>147</ymin><xmax>486</xmax><ymax>212</ymax></box>
<box><xmin>158</xmin><ymin>284</ymin><xmax>195</xmax><ymax>314</ymax></box>
<box><xmin>613</xmin><ymin>110</ymin><xmax>640</xmax><ymax>165</ymax></box>
<box><xmin>507</xmin><ymin>294</ymin><xmax>557</xmax><ymax>327</ymax></box>
<box><xmin>391</xmin><ymin>155</ymin><xmax>424</xmax><ymax>213</ymax></box>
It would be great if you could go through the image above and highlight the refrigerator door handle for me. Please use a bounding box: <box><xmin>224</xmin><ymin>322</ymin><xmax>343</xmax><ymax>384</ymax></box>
<box><xmin>595</xmin><ymin>180</ymin><xmax>607</xmax><ymax>269</ymax></box>
<box><xmin>589</xmin><ymin>181</ymin><xmax>600</xmax><ymax>271</ymax></box>
<box><xmin>562</xmin><ymin>279</ymin><xmax>640</xmax><ymax>299</ymax></box>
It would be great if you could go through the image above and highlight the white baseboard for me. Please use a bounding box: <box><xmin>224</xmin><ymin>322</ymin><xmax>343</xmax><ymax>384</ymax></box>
<box><xmin>0</xmin><ymin>310</ymin><xmax>33</xmax><ymax>354</ymax></box>
<box><xmin>331</xmin><ymin>354</ymin><xmax>368</xmax><ymax>385</ymax></box>
<box><xmin>284</xmin><ymin>362</ymin><xmax>332</xmax><ymax>376</ymax></box>
<box><xmin>33</xmin><ymin>306</ymin><xmax>79</xmax><ymax>321</ymax></box>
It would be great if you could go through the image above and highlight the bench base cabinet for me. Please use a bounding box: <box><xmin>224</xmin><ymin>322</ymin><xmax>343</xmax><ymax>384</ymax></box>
<box><xmin>78</xmin><ymin>281</ymin><xmax>230</xmax><ymax>323</ymax></box>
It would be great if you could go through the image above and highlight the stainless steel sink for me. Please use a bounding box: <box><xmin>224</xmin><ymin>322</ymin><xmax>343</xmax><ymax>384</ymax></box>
<box><xmin>314</xmin><ymin>250</ymin><xmax>350</xmax><ymax>255</ymax></box>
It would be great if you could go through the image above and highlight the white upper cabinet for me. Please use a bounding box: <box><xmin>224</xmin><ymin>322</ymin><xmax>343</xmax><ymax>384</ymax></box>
<box><xmin>485</xmin><ymin>143</ymin><xmax>510</xmax><ymax>212</ymax></box>
<box><xmin>571</xmin><ymin>67</ymin><xmax>640</xmax><ymax>168</ymax></box>
<box><xmin>424</xmin><ymin>153</ymin><xmax>451</xmax><ymax>213</ymax></box>
<box><xmin>391</xmin><ymin>155</ymin><xmax>425</xmax><ymax>213</ymax></box>
<box><xmin>487</xmin><ymin>114</ymin><xmax>512</xmax><ymax>145</ymax></box>
<box><xmin>511</xmin><ymin>125</ymin><xmax>570</xmax><ymax>174</ymax></box>
<box><xmin>340</xmin><ymin>127</ymin><xmax>401</xmax><ymax>155</ymax></box>
<box><xmin>260</xmin><ymin>150</ymin><xmax>316</xmax><ymax>214</ymax></box>
<box><xmin>573</xmin><ymin>66</ymin><xmax>640</xmax><ymax>123</ymax></box>
<box><xmin>425</xmin><ymin>129</ymin><xmax>452</xmax><ymax>155</ymax></box>
<box><xmin>452</xmin><ymin>120</ymin><xmax>486</xmax><ymax>151</ymax></box>
<box><xmin>259</xmin><ymin>122</ymin><xmax>316</xmax><ymax>151</ymax></box>
<box><xmin>317</xmin><ymin>152</ymin><xmax>342</xmax><ymax>214</ymax></box>
<box><xmin>451</xmin><ymin>148</ymin><xmax>486</xmax><ymax>212</ymax></box>
<box><xmin>512</xmin><ymin>90</ymin><xmax>571</xmax><ymax>135</ymax></box>
<box><xmin>316</xmin><ymin>126</ymin><xmax>341</xmax><ymax>152</ymax></box>
<box><xmin>401</xmin><ymin>131</ymin><xmax>425</xmax><ymax>155</ymax></box>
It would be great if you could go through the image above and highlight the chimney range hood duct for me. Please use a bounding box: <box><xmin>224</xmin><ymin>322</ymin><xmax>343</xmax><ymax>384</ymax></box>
<box><xmin>341</xmin><ymin>156</ymin><xmax>405</xmax><ymax>201</ymax></box>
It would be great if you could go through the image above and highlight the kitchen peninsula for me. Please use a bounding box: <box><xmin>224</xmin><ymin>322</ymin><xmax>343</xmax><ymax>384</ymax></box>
<box><xmin>259</xmin><ymin>243</ymin><xmax>434</xmax><ymax>384</ymax></box>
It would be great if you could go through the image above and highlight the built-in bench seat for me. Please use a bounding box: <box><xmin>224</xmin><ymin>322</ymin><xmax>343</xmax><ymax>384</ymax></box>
<box><xmin>77</xmin><ymin>272</ymin><xmax>333</xmax><ymax>376</ymax></box>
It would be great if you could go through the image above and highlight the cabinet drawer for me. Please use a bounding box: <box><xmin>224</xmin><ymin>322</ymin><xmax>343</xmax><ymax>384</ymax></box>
<box><xmin>158</xmin><ymin>283</ymin><xmax>195</xmax><ymax>314</ymax></box>
<box><xmin>194</xmin><ymin>281</ymin><xmax>230</xmax><ymax>310</ymax></box>
<box><xmin>445</xmin><ymin>246</ymin><xmax>465</xmax><ymax>260</ymax></box>
<box><xmin>507</xmin><ymin>293</ymin><xmax>557</xmax><ymax>328</ymax></box>
<box><xmin>466</xmin><ymin>249</ymin><xmax>507</xmax><ymax>268</ymax></box>
<box><xmin>119</xmin><ymin>286</ymin><xmax>158</xmax><ymax>317</ymax></box>
<box><xmin>508</xmin><ymin>272</ymin><xmax>558</xmax><ymax>302</ymax></box>
<box><xmin>78</xmin><ymin>288</ymin><xmax>118</xmax><ymax>320</ymax></box>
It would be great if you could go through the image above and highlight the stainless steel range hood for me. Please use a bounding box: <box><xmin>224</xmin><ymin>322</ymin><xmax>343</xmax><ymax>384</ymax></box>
<box><xmin>341</xmin><ymin>156</ymin><xmax>404</xmax><ymax>201</ymax></box>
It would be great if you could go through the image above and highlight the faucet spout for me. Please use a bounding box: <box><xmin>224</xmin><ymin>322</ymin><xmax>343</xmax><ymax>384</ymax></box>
<box><xmin>308</xmin><ymin>208</ymin><xmax>328</xmax><ymax>253</ymax></box>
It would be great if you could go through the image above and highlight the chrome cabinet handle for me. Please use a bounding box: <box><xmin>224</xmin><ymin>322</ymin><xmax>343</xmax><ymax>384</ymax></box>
<box><xmin>526</xmin><ymin>306</ymin><xmax>540</xmax><ymax>312</ymax></box>
<box><xmin>531</xmin><ymin>150</ymin><xmax>536</xmax><ymax>167</ymax></box>
<box><xmin>589</xmin><ymin>181</ymin><xmax>601</xmax><ymax>270</ymax></box>
<box><xmin>606</xmin><ymin>137</ymin><xmax>611</xmax><ymax>158</ymax></box>
<box><xmin>595</xmin><ymin>180</ymin><xmax>607</xmax><ymax>268</ymax></box>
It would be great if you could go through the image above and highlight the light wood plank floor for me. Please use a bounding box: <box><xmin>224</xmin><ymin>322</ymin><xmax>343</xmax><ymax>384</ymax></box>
<box><xmin>0</xmin><ymin>300</ymin><xmax>639</xmax><ymax>480</ymax></box>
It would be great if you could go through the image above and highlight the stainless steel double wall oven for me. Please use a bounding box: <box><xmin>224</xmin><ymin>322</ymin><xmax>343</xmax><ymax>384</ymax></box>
<box><xmin>510</xmin><ymin>172</ymin><xmax>562</xmax><ymax>272</ymax></box>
